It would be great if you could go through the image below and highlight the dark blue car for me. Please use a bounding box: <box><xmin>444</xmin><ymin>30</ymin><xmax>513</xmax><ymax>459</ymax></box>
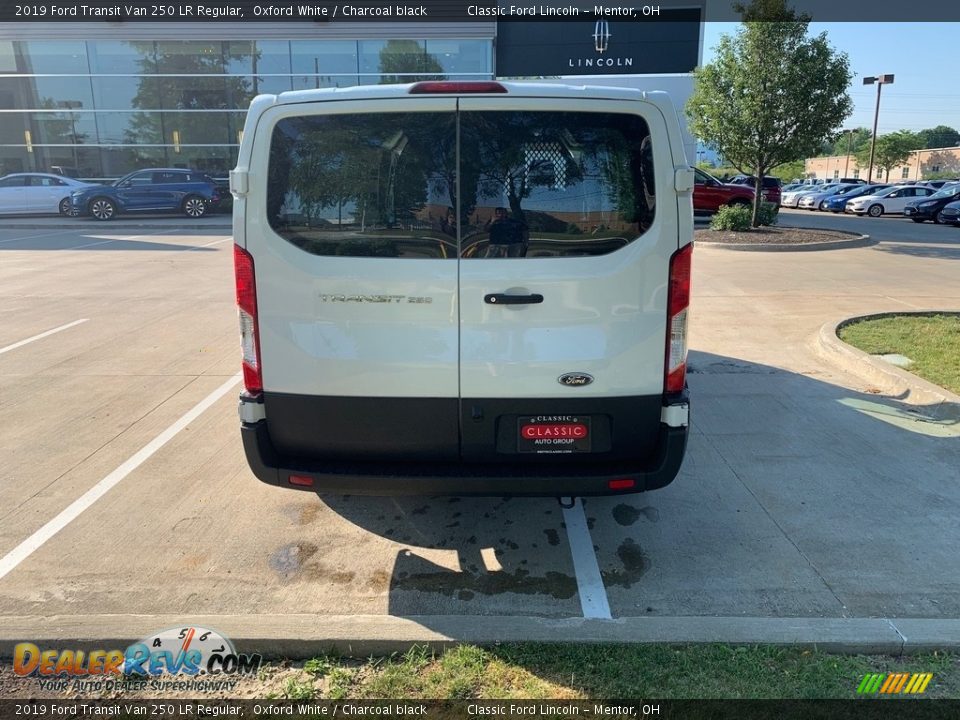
<box><xmin>70</xmin><ymin>168</ymin><xmax>221</xmax><ymax>221</ymax></box>
<box><xmin>822</xmin><ymin>184</ymin><xmax>890</xmax><ymax>213</ymax></box>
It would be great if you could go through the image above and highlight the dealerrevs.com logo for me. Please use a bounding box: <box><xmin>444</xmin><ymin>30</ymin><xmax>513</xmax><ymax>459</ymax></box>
<box><xmin>13</xmin><ymin>625</ymin><xmax>262</xmax><ymax>693</ymax></box>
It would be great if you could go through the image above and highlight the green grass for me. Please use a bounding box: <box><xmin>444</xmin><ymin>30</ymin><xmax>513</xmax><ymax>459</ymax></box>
<box><xmin>839</xmin><ymin>314</ymin><xmax>960</xmax><ymax>395</ymax></box>
<box><xmin>268</xmin><ymin>644</ymin><xmax>960</xmax><ymax>700</ymax></box>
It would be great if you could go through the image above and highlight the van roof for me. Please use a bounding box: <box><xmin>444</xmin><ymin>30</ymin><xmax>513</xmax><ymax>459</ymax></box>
<box><xmin>264</xmin><ymin>81</ymin><xmax>670</xmax><ymax>108</ymax></box>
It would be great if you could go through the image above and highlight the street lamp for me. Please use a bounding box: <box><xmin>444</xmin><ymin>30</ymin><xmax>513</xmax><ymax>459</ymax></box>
<box><xmin>863</xmin><ymin>74</ymin><xmax>894</xmax><ymax>182</ymax></box>
<box><xmin>58</xmin><ymin>100</ymin><xmax>82</xmax><ymax>171</ymax></box>
<box><xmin>840</xmin><ymin>129</ymin><xmax>855</xmax><ymax>178</ymax></box>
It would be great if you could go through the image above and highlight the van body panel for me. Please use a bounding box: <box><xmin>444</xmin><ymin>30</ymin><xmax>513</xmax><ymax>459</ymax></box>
<box><xmin>236</xmin><ymin>83</ymin><xmax>691</xmax><ymax>494</ymax></box>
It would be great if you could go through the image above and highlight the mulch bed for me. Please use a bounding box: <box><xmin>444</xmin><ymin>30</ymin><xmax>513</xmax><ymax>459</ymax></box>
<box><xmin>695</xmin><ymin>227</ymin><xmax>857</xmax><ymax>245</ymax></box>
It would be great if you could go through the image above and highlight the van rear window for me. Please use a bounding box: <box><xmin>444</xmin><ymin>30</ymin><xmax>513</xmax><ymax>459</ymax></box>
<box><xmin>267</xmin><ymin>110</ymin><xmax>655</xmax><ymax>259</ymax></box>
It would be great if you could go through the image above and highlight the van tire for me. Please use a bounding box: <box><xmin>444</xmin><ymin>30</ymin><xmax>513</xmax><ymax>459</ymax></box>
<box><xmin>867</xmin><ymin>204</ymin><xmax>884</xmax><ymax>217</ymax></box>
<box><xmin>182</xmin><ymin>195</ymin><xmax>207</xmax><ymax>218</ymax></box>
<box><xmin>89</xmin><ymin>197</ymin><xmax>117</xmax><ymax>221</ymax></box>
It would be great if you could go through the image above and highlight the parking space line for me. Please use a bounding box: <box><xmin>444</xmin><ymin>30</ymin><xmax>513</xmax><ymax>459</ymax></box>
<box><xmin>562</xmin><ymin>499</ymin><xmax>612</xmax><ymax>619</ymax></box>
<box><xmin>0</xmin><ymin>319</ymin><xmax>89</xmax><ymax>356</ymax></box>
<box><xmin>0</xmin><ymin>373</ymin><xmax>241</xmax><ymax>582</ymax></box>
<box><xmin>0</xmin><ymin>229</ymin><xmax>81</xmax><ymax>245</ymax></box>
<box><xmin>65</xmin><ymin>231</ymin><xmax>173</xmax><ymax>250</ymax></box>
<box><xmin>185</xmin><ymin>236</ymin><xmax>233</xmax><ymax>251</ymax></box>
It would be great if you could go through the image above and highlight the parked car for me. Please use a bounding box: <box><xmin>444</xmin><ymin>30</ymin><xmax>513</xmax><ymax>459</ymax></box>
<box><xmin>821</xmin><ymin>184</ymin><xmax>890</xmax><ymax>213</ymax></box>
<box><xmin>0</xmin><ymin>173</ymin><xmax>99</xmax><ymax>216</ymax></box>
<box><xmin>903</xmin><ymin>183</ymin><xmax>960</xmax><ymax>223</ymax></box>
<box><xmin>782</xmin><ymin>183</ymin><xmax>839</xmax><ymax>208</ymax></box>
<box><xmin>782</xmin><ymin>183</ymin><xmax>805</xmax><ymax>192</ymax></box>
<box><xmin>846</xmin><ymin>185</ymin><xmax>936</xmax><ymax>216</ymax></box>
<box><xmin>693</xmin><ymin>168</ymin><xmax>755</xmax><ymax>213</ymax></box>
<box><xmin>234</xmin><ymin>81</ymin><xmax>692</xmax><ymax>497</ymax></box>
<box><xmin>797</xmin><ymin>183</ymin><xmax>862</xmax><ymax>211</ymax></box>
<box><xmin>69</xmin><ymin>168</ymin><xmax>221</xmax><ymax>220</ymax></box>
<box><xmin>728</xmin><ymin>175</ymin><xmax>782</xmax><ymax>204</ymax></box>
<box><xmin>939</xmin><ymin>199</ymin><xmax>960</xmax><ymax>226</ymax></box>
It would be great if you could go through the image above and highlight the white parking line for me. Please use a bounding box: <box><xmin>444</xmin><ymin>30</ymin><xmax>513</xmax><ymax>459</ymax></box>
<box><xmin>562</xmin><ymin>499</ymin><xmax>612</xmax><ymax>619</ymax></box>
<box><xmin>0</xmin><ymin>319</ymin><xmax>89</xmax><ymax>356</ymax></box>
<box><xmin>0</xmin><ymin>229</ymin><xmax>81</xmax><ymax>245</ymax></box>
<box><xmin>0</xmin><ymin>373</ymin><xmax>241</xmax><ymax>582</ymax></box>
<box><xmin>184</xmin><ymin>236</ymin><xmax>233</xmax><ymax>252</ymax></box>
<box><xmin>65</xmin><ymin>231</ymin><xmax>174</xmax><ymax>250</ymax></box>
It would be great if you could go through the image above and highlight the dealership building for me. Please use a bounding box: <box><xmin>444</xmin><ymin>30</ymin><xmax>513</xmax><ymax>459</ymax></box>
<box><xmin>0</xmin><ymin>14</ymin><xmax>702</xmax><ymax>180</ymax></box>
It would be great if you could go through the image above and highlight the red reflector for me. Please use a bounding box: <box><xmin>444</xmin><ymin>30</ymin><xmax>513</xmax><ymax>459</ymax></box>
<box><xmin>409</xmin><ymin>81</ymin><xmax>507</xmax><ymax>95</ymax></box>
<box><xmin>289</xmin><ymin>475</ymin><xmax>314</xmax><ymax>487</ymax></box>
<box><xmin>608</xmin><ymin>478</ymin><xmax>636</xmax><ymax>490</ymax></box>
<box><xmin>521</xmin><ymin>423</ymin><xmax>589</xmax><ymax>439</ymax></box>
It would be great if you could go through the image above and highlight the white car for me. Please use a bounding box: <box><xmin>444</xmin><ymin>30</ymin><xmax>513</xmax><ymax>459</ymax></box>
<box><xmin>797</xmin><ymin>183</ymin><xmax>862</xmax><ymax>211</ymax></box>
<box><xmin>232</xmin><ymin>81</ymin><xmax>692</xmax><ymax>497</ymax></box>
<box><xmin>0</xmin><ymin>173</ymin><xmax>99</xmax><ymax>216</ymax></box>
<box><xmin>845</xmin><ymin>185</ymin><xmax>936</xmax><ymax>217</ymax></box>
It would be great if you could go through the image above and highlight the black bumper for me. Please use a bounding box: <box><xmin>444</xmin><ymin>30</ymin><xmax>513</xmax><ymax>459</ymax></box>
<box><xmin>240</xmin><ymin>414</ymin><xmax>688</xmax><ymax>497</ymax></box>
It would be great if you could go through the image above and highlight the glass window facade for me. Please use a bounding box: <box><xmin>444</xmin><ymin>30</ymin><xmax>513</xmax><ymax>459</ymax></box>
<box><xmin>0</xmin><ymin>38</ymin><xmax>492</xmax><ymax>180</ymax></box>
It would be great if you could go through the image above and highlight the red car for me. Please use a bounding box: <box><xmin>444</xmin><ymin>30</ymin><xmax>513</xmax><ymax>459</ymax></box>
<box><xmin>693</xmin><ymin>168</ymin><xmax>755</xmax><ymax>213</ymax></box>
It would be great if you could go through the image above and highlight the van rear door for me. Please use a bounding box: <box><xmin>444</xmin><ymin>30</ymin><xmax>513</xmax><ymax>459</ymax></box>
<box><xmin>455</xmin><ymin>97</ymin><xmax>677</xmax><ymax>465</ymax></box>
<box><xmin>247</xmin><ymin>97</ymin><xmax>461</xmax><ymax>462</ymax></box>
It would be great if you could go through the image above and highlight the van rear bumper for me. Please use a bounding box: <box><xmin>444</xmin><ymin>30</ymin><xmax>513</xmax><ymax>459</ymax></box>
<box><xmin>239</xmin><ymin>402</ymin><xmax>688</xmax><ymax>497</ymax></box>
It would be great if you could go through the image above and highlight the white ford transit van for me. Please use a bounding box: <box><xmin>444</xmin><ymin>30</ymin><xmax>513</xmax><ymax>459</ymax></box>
<box><xmin>232</xmin><ymin>81</ymin><xmax>692</xmax><ymax>496</ymax></box>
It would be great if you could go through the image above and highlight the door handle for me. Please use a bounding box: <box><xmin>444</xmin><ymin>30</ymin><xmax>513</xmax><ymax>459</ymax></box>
<box><xmin>484</xmin><ymin>293</ymin><xmax>543</xmax><ymax>305</ymax></box>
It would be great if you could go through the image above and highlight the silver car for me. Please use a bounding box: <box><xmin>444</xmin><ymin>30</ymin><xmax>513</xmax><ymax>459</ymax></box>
<box><xmin>797</xmin><ymin>183</ymin><xmax>862</xmax><ymax>211</ymax></box>
<box><xmin>780</xmin><ymin>184</ymin><xmax>819</xmax><ymax>207</ymax></box>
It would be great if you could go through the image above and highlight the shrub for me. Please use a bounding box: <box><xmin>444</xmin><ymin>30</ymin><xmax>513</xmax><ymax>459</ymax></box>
<box><xmin>757</xmin><ymin>201</ymin><xmax>779</xmax><ymax>226</ymax></box>
<box><xmin>710</xmin><ymin>203</ymin><xmax>752</xmax><ymax>231</ymax></box>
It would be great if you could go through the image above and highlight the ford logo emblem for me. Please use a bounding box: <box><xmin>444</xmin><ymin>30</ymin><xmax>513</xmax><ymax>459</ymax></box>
<box><xmin>559</xmin><ymin>373</ymin><xmax>593</xmax><ymax>387</ymax></box>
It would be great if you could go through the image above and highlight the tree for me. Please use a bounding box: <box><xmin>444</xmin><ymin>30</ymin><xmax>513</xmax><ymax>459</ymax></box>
<box><xmin>687</xmin><ymin>0</ymin><xmax>852</xmax><ymax>226</ymax></box>
<box><xmin>917</xmin><ymin>125</ymin><xmax>960</xmax><ymax>150</ymax></box>
<box><xmin>377</xmin><ymin>40</ymin><xmax>445</xmax><ymax>84</ymax></box>
<box><xmin>825</xmin><ymin>127</ymin><xmax>871</xmax><ymax>157</ymax></box>
<box><xmin>854</xmin><ymin>130</ymin><xmax>922</xmax><ymax>182</ymax></box>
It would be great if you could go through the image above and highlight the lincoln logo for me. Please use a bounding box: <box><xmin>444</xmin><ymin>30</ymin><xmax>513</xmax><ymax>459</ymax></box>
<box><xmin>593</xmin><ymin>21</ymin><xmax>611</xmax><ymax>54</ymax></box>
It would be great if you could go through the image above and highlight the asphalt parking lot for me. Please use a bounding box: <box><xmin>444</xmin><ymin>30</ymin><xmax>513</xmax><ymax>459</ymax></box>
<box><xmin>0</xmin><ymin>211</ymin><xmax>959</xmax><ymax>646</ymax></box>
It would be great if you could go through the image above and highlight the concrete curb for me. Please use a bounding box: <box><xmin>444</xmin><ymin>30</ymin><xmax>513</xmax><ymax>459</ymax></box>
<box><xmin>696</xmin><ymin>230</ymin><xmax>873</xmax><ymax>252</ymax></box>
<box><xmin>2</xmin><ymin>614</ymin><xmax>959</xmax><ymax>657</ymax></box>
<box><xmin>817</xmin><ymin>312</ymin><xmax>960</xmax><ymax>421</ymax></box>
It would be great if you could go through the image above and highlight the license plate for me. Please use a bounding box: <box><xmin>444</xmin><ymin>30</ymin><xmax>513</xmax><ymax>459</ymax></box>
<box><xmin>518</xmin><ymin>416</ymin><xmax>591</xmax><ymax>454</ymax></box>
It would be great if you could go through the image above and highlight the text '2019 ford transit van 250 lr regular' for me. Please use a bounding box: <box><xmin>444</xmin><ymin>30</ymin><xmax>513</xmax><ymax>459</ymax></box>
<box><xmin>232</xmin><ymin>81</ymin><xmax>693</xmax><ymax>497</ymax></box>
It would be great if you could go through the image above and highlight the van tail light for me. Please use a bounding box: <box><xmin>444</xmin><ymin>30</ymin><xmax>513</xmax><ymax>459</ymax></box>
<box><xmin>234</xmin><ymin>244</ymin><xmax>262</xmax><ymax>395</ymax></box>
<box><xmin>664</xmin><ymin>243</ymin><xmax>692</xmax><ymax>394</ymax></box>
<box><xmin>409</xmin><ymin>81</ymin><xmax>507</xmax><ymax>94</ymax></box>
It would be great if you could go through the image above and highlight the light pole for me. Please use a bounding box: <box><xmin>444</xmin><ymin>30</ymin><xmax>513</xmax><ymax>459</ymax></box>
<box><xmin>842</xmin><ymin>128</ymin><xmax>854</xmax><ymax>178</ymax></box>
<box><xmin>863</xmin><ymin>74</ymin><xmax>894</xmax><ymax>182</ymax></box>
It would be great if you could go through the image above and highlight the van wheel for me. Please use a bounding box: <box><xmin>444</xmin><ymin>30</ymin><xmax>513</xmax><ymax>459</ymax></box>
<box><xmin>89</xmin><ymin>197</ymin><xmax>117</xmax><ymax>221</ymax></box>
<box><xmin>182</xmin><ymin>195</ymin><xmax>207</xmax><ymax>218</ymax></box>
<box><xmin>867</xmin><ymin>204</ymin><xmax>883</xmax><ymax>218</ymax></box>
<box><xmin>58</xmin><ymin>197</ymin><xmax>72</xmax><ymax>216</ymax></box>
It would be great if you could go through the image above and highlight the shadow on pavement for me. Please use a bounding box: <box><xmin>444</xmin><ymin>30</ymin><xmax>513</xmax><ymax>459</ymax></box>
<box><xmin>303</xmin><ymin>350</ymin><xmax>960</xmax><ymax>622</ymax></box>
<box><xmin>873</xmin><ymin>242</ymin><xmax>960</xmax><ymax>260</ymax></box>
<box><xmin>0</xmin><ymin>237</ymin><xmax>217</xmax><ymax>251</ymax></box>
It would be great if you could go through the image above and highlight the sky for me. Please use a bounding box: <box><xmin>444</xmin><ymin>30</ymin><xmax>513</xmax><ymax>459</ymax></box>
<box><xmin>700</xmin><ymin>23</ymin><xmax>960</xmax><ymax>136</ymax></box>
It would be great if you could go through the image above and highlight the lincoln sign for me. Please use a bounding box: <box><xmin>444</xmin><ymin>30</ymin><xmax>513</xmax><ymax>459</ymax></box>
<box><xmin>496</xmin><ymin>9</ymin><xmax>701</xmax><ymax>77</ymax></box>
